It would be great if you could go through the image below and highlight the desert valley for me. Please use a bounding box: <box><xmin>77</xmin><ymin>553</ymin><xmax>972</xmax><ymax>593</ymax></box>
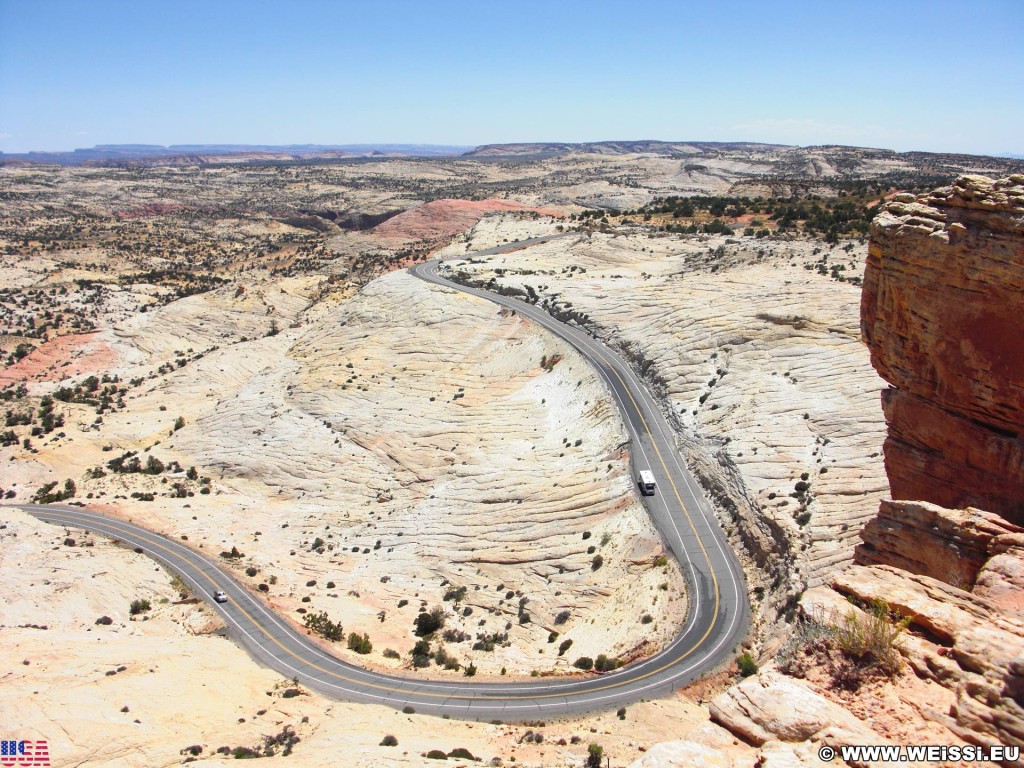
<box><xmin>1</xmin><ymin>141</ymin><xmax>1023</xmax><ymax>767</ymax></box>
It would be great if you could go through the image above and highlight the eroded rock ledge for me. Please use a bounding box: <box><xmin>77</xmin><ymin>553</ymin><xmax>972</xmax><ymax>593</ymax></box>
<box><xmin>862</xmin><ymin>175</ymin><xmax>1024</xmax><ymax>523</ymax></box>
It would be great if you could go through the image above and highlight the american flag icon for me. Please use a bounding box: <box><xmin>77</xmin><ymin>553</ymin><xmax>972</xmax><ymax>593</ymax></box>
<box><xmin>0</xmin><ymin>740</ymin><xmax>50</xmax><ymax>766</ymax></box>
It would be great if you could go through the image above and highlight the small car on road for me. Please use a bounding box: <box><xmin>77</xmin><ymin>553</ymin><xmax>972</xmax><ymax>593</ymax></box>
<box><xmin>214</xmin><ymin>590</ymin><xmax>228</xmax><ymax>603</ymax></box>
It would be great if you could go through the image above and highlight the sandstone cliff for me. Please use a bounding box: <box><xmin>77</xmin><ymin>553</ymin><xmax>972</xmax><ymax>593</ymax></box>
<box><xmin>863</xmin><ymin>175</ymin><xmax>1024</xmax><ymax>523</ymax></box>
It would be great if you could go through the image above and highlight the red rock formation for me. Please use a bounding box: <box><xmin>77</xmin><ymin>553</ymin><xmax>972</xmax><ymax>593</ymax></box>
<box><xmin>862</xmin><ymin>175</ymin><xmax>1024</xmax><ymax>523</ymax></box>
<box><xmin>856</xmin><ymin>498</ymin><xmax>1023</xmax><ymax>588</ymax></box>
<box><xmin>372</xmin><ymin>198</ymin><xmax>562</xmax><ymax>242</ymax></box>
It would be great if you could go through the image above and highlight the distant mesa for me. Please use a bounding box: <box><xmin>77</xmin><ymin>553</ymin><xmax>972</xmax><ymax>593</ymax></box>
<box><xmin>462</xmin><ymin>140</ymin><xmax>794</xmax><ymax>158</ymax></box>
<box><xmin>0</xmin><ymin>143</ymin><xmax>475</xmax><ymax>166</ymax></box>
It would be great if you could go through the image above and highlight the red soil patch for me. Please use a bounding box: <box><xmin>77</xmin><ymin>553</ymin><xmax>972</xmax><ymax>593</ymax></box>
<box><xmin>0</xmin><ymin>333</ymin><xmax>119</xmax><ymax>386</ymax></box>
<box><xmin>372</xmin><ymin>198</ymin><xmax>563</xmax><ymax>242</ymax></box>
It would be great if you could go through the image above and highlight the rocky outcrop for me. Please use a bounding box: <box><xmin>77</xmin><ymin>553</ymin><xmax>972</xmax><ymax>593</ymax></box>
<box><xmin>709</xmin><ymin>671</ymin><xmax>878</xmax><ymax>746</ymax></box>
<box><xmin>856</xmin><ymin>498</ymin><xmax>1024</xmax><ymax>588</ymax></box>
<box><xmin>803</xmin><ymin>495</ymin><xmax>1024</xmax><ymax>752</ymax></box>
<box><xmin>862</xmin><ymin>175</ymin><xmax>1024</xmax><ymax>524</ymax></box>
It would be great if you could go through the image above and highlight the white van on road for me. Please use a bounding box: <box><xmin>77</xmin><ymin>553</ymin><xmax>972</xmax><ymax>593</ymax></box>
<box><xmin>637</xmin><ymin>470</ymin><xmax>657</xmax><ymax>496</ymax></box>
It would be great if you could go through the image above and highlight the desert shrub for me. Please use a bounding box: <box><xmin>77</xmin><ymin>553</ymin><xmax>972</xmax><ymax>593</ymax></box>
<box><xmin>832</xmin><ymin>599</ymin><xmax>909</xmax><ymax>676</ymax></box>
<box><xmin>573</xmin><ymin>656</ymin><xmax>594</xmax><ymax>670</ymax></box>
<box><xmin>425</xmin><ymin>750</ymin><xmax>447</xmax><ymax>760</ymax></box>
<box><xmin>558</xmin><ymin>638</ymin><xmax>573</xmax><ymax>656</ymax></box>
<box><xmin>448</xmin><ymin>748</ymin><xmax>475</xmax><ymax>759</ymax></box>
<box><xmin>617</xmin><ymin>706</ymin><xmax>626</xmax><ymax>720</ymax></box>
<box><xmin>95</xmin><ymin>615</ymin><xmax>113</xmax><ymax>625</ymax></box>
<box><xmin>414</xmin><ymin>606</ymin><xmax>446</xmax><ymax>636</ymax></box>
<box><xmin>594</xmin><ymin>654</ymin><xmax>620</xmax><ymax>672</ymax></box>
<box><xmin>383</xmin><ymin>648</ymin><xmax>400</xmax><ymax>659</ymax></box>
<box><xmin>347</xmin><ymin>632</ymin><xmax>372</xmax><ymax>654</ymax></box>
<box><xmin>411</xmin><ymin>639</ymin><xmax>432</xmax><ymax>668</ymax></box>
<box><xmin>303</xmin><ymin>611</ymin><xmax>343</xmax><ymax>642</ymax></box>
<box><xmin>261</xmin><ymin>725</ymin><xmax>299</xmax><ymax>756</ymax></box>
<box><xmin>554</xmin><ymin>610</ymin><xmax>571</xmax><ymax>625</ymax></box>
<box><xmin>433</xmin><ymin>646</ymin><xmax>457</xmax><ymax>670</ymax></box>
<box><xmin>33</xmin><ymin>478</ymin><xmax>76</xmax><ymax>503</ymax></box>
<box><xmin>380</xmin><ymin>735</ymin><xmax>398</xmax><ymax>747</ymax></box>
<box><xmin>443</xmin><ymin>585</ymin><xmax>467</xmax><ymax>603</ymax></box>
<box><xmin>129</xmin><ymin>598</ymin><xmax>151</xmax><ymax>615</ymax></box>
<box><xmin>591</xmin><ymin>554</ymin><xmax>603</xmax><ymax>570</ymax></box>
<box><xmin>587</xmin><ymin>744</ymin><xmax>604</xmax><ymax>768</ymax></box>
<box><xmin>736</xmin><ymin>652</ymin><xmax>758</xmax><ymax>677</ymax></box>
<box><xmin>641</xmin><ymin>613</ymin><xmax>653</xmax><ymax>624</ymax></box>
<box><xmin>464</xmin><ymin>662</ymin><xmax>477</xmax><ymax>677</ymax></box>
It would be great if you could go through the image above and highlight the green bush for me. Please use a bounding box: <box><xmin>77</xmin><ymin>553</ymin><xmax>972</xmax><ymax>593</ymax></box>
<box><xmin>414</xmin><ymin>606</ymin><xmax>446</xmax><ymax>636</ymax></box>
<box><xmin>347</xmin><ymin>632</ymin><xmax>372</xmax><ymax>654</ymax></box>
<box><xmin>129</xmin><ymin>598</ymin><xmax>151</xmax><ymax>615</ymax></box>
<box><xmin>304</xmin><ymin>611</ymin><xmax>343</xmax><ymax>642</ymax></box>
<box><xmin>573</xmin><ymin>656</ymin><xmax>594</xmax><ymax>670</ymax></box>
<box><xmin>736</xmin><ymin>652</ymin><xmax>758</xmax><ymax>677</ymax></box>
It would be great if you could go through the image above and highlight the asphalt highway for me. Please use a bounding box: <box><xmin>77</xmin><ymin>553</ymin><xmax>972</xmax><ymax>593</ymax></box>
<box><xmin>17</xmin><ymin>234</ymin><xmax>749</xmax><ymax>720</ymax></box>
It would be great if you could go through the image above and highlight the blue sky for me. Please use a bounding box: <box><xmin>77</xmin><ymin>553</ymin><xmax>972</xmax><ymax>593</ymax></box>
<box><xmin>1</xmin><ymin>0</ymin><xmax>1022</xmax><ymax>155</ymax></box>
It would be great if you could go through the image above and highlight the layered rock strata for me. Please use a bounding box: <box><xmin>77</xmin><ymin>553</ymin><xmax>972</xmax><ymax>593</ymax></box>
<box><xmin>863</xmin><ymin>175</ymin><xmax>1024</xmax><ymax>523</ymax></box>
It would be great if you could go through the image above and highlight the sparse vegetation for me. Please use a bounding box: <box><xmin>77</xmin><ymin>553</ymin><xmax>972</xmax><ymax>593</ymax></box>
<box><xmin>414</xmin><ymin>606</ymin><xmax>446</xmax><ymax>637</ymax></box>
<box><xmin>129</xmin><ymin>598</ymin><xmax>151</xmax><ymax>616</ymax></box>
<box><xmin>832</xmin><ymin>599</ymin><xmax>909</xmax><ymax>677</ymax></box>
<box><xmin>347</xmin><ymin>632</ymin><xmax>373</xmax><ymax>654</ymax></box>
<box><xmin>303</xmin><ymin>611</ymin><xmax>344</xmax><ymax>642</ymax></box>
<box><xmin>736</xmin><ymin>651</ymin><xmax>758</xmax><ymax>677</ymax></box>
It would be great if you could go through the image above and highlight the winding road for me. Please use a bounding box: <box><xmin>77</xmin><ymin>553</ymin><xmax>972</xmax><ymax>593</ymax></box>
<box><xmin>18</xmin><ymin>234</ymin><xmax>749</xmax><ymax>719</ymax></box>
